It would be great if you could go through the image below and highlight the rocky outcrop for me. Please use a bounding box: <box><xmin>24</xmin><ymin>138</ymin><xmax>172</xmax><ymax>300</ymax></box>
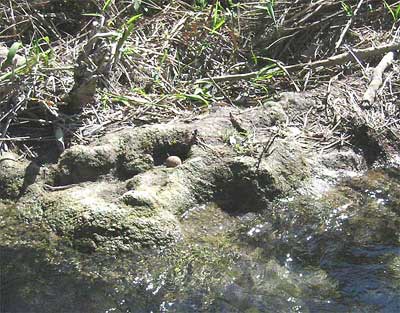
<box><xmin>0</xmin><ymin>94</ymin><xmax>375</xmax><ymax>253</ymax></box>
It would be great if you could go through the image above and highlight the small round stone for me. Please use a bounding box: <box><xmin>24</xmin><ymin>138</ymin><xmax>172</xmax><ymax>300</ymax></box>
<box><xmin>165</xmin><ymin>156</ymin><xmax>182</xmax><ymax>168</ymax></box>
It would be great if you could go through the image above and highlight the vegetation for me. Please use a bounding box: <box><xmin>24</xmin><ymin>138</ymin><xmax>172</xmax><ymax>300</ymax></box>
<box><xmin>0</xmin><ymin>0</ymin><xmax>399</xmax><ymax>157</ymax></box>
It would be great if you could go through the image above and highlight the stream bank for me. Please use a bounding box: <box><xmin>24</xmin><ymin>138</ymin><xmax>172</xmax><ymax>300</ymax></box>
<box><xmin>0</xmin><ymin>92</ymin><xmax>389</xmax><ymax>253</ymax></box>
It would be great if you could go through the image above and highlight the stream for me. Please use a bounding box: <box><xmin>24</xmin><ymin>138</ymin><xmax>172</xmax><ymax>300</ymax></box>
<box><xmin>1</xmin><ymin>167</ymin><xmax>400</xmax><ymax>313</ymax></box>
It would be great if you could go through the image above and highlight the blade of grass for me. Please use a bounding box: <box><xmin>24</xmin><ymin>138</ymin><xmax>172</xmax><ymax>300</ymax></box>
<box><xmin>1</xmin><ymin>42</ymin><xmax>22</xmax><ymax>71</ymax></box>
<box><xmin>102</xmin><ymin>0</ymin><xmax>114</xmax><ymax>12</ymax></box>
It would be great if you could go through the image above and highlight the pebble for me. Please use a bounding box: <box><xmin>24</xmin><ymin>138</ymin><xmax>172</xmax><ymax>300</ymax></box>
<box><xmin>165</xmin><ymin>156</ymin><xmax>182</xmax><ymax>168</ymax></box>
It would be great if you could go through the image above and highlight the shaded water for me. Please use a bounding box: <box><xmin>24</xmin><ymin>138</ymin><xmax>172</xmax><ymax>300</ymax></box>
<box><xmin>1</xmin><ymin>168</ymin><xmax>400</xmax><ymax>312</ymax></box>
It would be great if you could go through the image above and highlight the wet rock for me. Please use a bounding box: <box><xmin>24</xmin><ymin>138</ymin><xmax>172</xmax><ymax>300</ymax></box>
<box><xmin>221</xmin><ymin>283</ymin><xmax>268</xmax><ymax>312</ymax></box>
<box><xmin>72</xmin><ymin>206</ymin><xmax>181</xmax><ymax>252</ymax></box>
<box><xmin>123</xmin><ymin>159</ymin><xmax>210</xmax><ymax>215</ymax></box>
<box><xmin>0</xmin><ymin>103</ymin><xmax>313</xmax><ymax>253</ymax></box>
<box><xmin>12</xmin><ymin>181</ymin><xmax>182</xmax><ymax>252</ymax></box>
<box><xmin>0</xmin><ymin>95</ymin><xmax>387</xmax><ymax>255</ymax></box>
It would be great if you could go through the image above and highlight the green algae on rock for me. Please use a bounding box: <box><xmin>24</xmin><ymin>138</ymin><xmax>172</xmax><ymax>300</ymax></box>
<box><xmin>0</xmin><ymin>153</ymin><xmax>34</xmax><ymax>199</ymax></box>
<box><xmin>0</xmin><ymin>96</ymin><xmax>382</xmax><ymax>255</ymax></box>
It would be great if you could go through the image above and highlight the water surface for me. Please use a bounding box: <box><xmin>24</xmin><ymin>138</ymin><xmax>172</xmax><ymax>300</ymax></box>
<box><xmin>1</xmin><ymin>168</ymin><xmax>400</xmax><ymax>312</ymax></box>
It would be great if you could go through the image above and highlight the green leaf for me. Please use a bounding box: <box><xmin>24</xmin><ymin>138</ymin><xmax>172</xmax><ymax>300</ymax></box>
<box><xmin>395</xmin><ymin>5</ymin><xmax>400</xmax><ymax>20</ymax></box>
<box><xmin>82</xmin><ymin>13</ymin><xmax>103</xmax><ymax>17</ymax></box>
<box><xmin>176</xmin><ymin>93</ymin><xmax>209</xmax><ymax>106</ymax></box>
<box><xmin>111</xmin><ymin>14</ymin><xmax>142</xmax><ymax>67</ymax></box>
<box><xmin>341</xmin><ymin>1</ymin><xmax>353</xmax><ymax>17</ymax></box>
<box><xmin>211</xmin><ymin>19</ymin><xmax>225</xmax><ymax>32</ymax></box>
<box><xmin>102</xmin><ymin>0</ymin><xmax>114</xmax><ymax>12</ymax></box>
<box><xmin>126</xmin><ymin>14</ymin><xmax>142</xmax><ymax>25</ymax></box>
<box><xmin>1</xmin><ymin>42</ymin><xmax>22</xmax><ymax>71</ymax></box>
<box><xmin>265</xmin><ymin>1</ymin><xmax>276</xmax><ymax>24</ymax></box>
<box><xmin>384</xmin><ymin>0</ymin><xmax>400</xmax><ymax>22</ymax></box>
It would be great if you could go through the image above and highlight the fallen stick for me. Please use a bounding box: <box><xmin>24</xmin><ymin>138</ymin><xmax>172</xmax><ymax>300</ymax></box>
<box><xmin>362</xmin><ymin>51</ymin><xmax>395</xmax><ymax>106</ymax></box>
<box><xmin>195</xmin><ymin>42</ymin><xmax>400</xmax><ymax>84</ymax></box>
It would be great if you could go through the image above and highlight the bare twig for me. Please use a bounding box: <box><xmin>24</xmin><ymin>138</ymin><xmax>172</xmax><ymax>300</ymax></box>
<box><xmin>256</xmin><ymin>133</ymin><xmax>278</xmax><ymax>171</ymax></box>
<box><xmin>334</xmin><ymin>0</ymin><xmax>364</xmax><ymax>51</ymax></box>
<box><xmin>43</xmin><ymin>183</ymin><xmax>81</xmax><ymax>191</ymax></box>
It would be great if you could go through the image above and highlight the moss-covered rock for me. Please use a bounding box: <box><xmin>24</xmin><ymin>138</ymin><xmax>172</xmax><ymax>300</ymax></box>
<box><xmin>55</xmin><ymin>144</ymin><xmax>117</xmax><ymax>184</ymax></box>
<box><xmin>0</xmin><ymin>97</ymin><xmax>375</xmax><ymax>255</ymax></box>
<box><xmin>0</xmin><ymin>153</ymin><xmax>32</xmax><ymax>199</ymax></box>
<box><xmin>115</xmin><ymin>126</ymin><xmax>193</xmax><ymax>178</ymax></box>
<box><xmin>5</xmin><ymin>180</ymin><xmax>181</xmax><ymax>253</ymax></box>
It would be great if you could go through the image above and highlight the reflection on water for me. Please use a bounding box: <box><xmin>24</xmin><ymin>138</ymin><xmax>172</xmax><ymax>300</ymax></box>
<box><xmin>1</xmin><ymin>168</ymin><xmax>400</xmax><ymax>312</ymax></box>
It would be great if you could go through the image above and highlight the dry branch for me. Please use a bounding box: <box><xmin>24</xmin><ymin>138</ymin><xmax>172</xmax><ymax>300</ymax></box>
<box><xmin>195</xmin><ymin>42</ymin><xmax>400</xmax><ymax>84</ymax></box>
<box><xmin>362</xmin><ymin>51</ymin><xmax>396</xmax><ymax>106</ymax></box>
